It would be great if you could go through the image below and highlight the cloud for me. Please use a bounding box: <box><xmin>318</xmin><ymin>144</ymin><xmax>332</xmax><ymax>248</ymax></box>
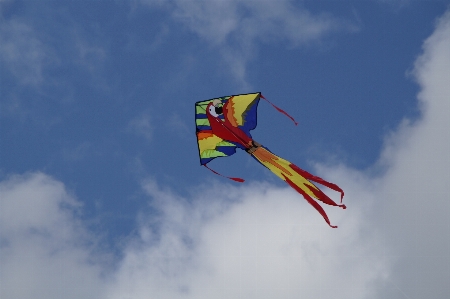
<box><xmin>62</xmin><ymin>141</ymin><xmax>92</xmax><ymax>162</ymax></box>
<box><xmin>0</xmin><ymin>19</ymin><xmax>52</xmax><ymax>86</ymax></box>
<box><xmin>141</xmin><ymin>0</ymin><xmax>356</xmax><ymax>85</ymax></box>
<box><xmin>105</xmin><ymin>179</ymin><xmax>386</xmax><ymax>299</ymax></box>
<box><xmin>377</xmin><ymin>9</ymin><xmax>450</xmax><ymax>298</ymax></box>
<box><xmin>0</xmin><ymin>173</ymin><xmax>105</xmax><ymax>299</ymax></box>
<box><xmin>168</xmin><ymin>112</ymin><xmax>190</xmax><ymax>136</ymax></box>
<box><xmin>127</xmin><ymin>112</ymin><xmax>153</xmax><ymax>141</ymax></box>
<box><xmin>0</xmin><ymin>9</ymin><xmax>108</xmax><ymax>93</ymax></box>
<box><xmin>171</xmin><ymin>0</ymin><xmax>345</xmax><ymax>46</ymax></box>
<box><xmin>73</xmin><ymin>30</ymin><xmax>107</xmax><ymax>76</ymax></box>
<box><xmin>1</xmin><ymin>8</ymin><xmax>449</xmax><ymax>299</ymax></box>
<box><xmin>316</xmin><ymin>9</ymin><xmax>450</xmax><ymax>298</ymax></box>
<box><xmin>0</xmin><ymin>11</ymin><xmax>109</xmax><ymax>125</ymax></box>
<box><xmin>0</xmin><ymin>171</ymin><xmax>386</xmax><ymax>299</ymax></box>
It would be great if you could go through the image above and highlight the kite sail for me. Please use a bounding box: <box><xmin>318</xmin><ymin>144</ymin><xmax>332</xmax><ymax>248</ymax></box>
<box><xmin>195</xmin><ymin>92</ymin><xmax>345</xmax><ymax>228</ymax></box>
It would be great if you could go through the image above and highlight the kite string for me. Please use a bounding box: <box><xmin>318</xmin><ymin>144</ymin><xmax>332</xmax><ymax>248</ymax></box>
<box><xmin>260</xmin><ymin>94</ymin><xmax>298</xmax><ymax>126</ymax></box>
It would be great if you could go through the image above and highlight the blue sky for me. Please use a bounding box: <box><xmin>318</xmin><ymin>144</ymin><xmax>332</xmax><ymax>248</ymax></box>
<box><xmin>1</xmin><ymin>1</ymin><xmax>450</xmax><ymax>299</ymax></box>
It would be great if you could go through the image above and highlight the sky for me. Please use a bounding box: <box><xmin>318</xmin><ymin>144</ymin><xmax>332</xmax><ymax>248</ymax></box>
<box><xmin>1</xmin><ymin>0</ymin><xmax>449</xmax><ymax>298</ymax></box>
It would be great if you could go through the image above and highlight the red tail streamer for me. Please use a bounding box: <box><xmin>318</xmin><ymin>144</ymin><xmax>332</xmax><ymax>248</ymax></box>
<box><xmin>283</xmin><ymin>174</ymin><xmax>337</xmax><ymax>228</ymax></box>
<box><xmin>305</xmin><ymin>184</ymin><xmax>346</xmax><ymax>209</ymax></box>
<box><xmin>260</xmin><ymin>94</ymin><xmax>298</xmax><ymax>126</ymax></box>
<box><xmin>290</xmin><ymin>164</ymin><xmax>345</xmax><ymax>203</ymax></box>
<box><xmin>204</xmin><ymin>165</ymin><xmax>245</xmax><ymax>183</ymax></box>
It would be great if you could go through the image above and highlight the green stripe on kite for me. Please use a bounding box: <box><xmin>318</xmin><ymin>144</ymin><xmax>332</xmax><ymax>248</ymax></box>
<box><xmin>196</xmin><ymin>105</ymin><xmax>208</xmax><ymax>114</ymax></box>
<box><xmin>200</xmin><ymin>149</ymin><xmax>228</xmax><ymax>159</ymax></box>
<box><xmin>216</xmin><ymin>141</ymin><xmax>235</xmax><ymax>147</ymax></box>
<box><xmin>196</xmin><ymin>118</ymin><xmax>210</xmax><ymax>126</ymax></box>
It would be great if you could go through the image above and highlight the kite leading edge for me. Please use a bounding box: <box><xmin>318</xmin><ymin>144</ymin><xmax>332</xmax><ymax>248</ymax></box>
<box><xmin>195</xmin><ymin>92</ymin><xmax>345</xmax><ymax>228</ymax></box>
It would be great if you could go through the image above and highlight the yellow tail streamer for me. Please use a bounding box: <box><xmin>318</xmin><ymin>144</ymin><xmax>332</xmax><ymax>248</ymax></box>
<box><xmin>250</xmin><ymin>146</ymin><xmax>345</xmax><ymax>228</ymax></box>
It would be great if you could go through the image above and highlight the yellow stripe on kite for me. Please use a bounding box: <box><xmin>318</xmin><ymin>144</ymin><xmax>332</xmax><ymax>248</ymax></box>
<box><xmin>198</xmin><ymin>133</ymin><xmax>223</xmax><ymax>152</ymax></box>
<box><xmin>226</xmin><ymin>93</ymin><xmax>259</xmax><ymax>126</ymax></box>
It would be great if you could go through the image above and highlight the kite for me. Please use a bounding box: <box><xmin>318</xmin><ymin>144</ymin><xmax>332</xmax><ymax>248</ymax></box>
<box><xmin>195</xmin><ymin>92</ymin><xmax>345</xmax><ymax>228</ymax></box>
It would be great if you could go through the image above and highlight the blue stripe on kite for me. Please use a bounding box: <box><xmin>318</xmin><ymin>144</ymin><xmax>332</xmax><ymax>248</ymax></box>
<box><xmin>201</xmin><ymin>157</ymin><xmax>214</xmax><ymax>165</ymax></box>
<box><xmin>216</xmin><ymin>146</ymin><xmax>237</xmax><ymax>156</ymax></box>
<box><xmin>196</xmin><ymin>125</ymin><xmax>211</xmax><ymax>131</ymax></box>
<box><xmin>196</xmin><ymin>114</ymin><xmax>224</xmax><ymax>119</ymax></box>
<box><xmin>238</xmin><ymin>98</ymin><xmax>259</xmax><ymax>137</ymax></box>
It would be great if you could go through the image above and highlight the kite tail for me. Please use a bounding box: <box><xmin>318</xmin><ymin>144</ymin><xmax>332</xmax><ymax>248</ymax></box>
<box><xmin>204</xmin><ymin>165</ymin><xmax>245</xmax><ymax>183</ymax></box>
<box><xmin>250</xmin><ymin>146</ymin><xmax>345</xmax><ymax>228</ymax></box>
<box><xmin>260</xmin><ymin>94</ymin><xmax>298</xmax><ymax>126</ymax></box>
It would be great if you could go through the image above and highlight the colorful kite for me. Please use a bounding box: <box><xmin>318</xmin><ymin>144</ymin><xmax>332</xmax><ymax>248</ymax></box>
<box><xmin>195</xmin><ymin>92</ymin><xmax>345</xmax><ymax>228</ymax></box>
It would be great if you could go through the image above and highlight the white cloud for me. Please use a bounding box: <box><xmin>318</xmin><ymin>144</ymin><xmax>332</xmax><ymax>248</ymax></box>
<box><xmin>62</xmin><ymin>141</ymin><xmax>92</xmax><ymax>162</ymax></box>
<box><xmin>74</xmin><ymin>31</ymin><xmax>107</xmax><ymax>76</ymax></box>
<box><xmin>141</xmin><ymin>0</ymin><xmax>356</xmax><ymax>85</ymax></box>
<box><xmin>0</xmin><ymin>19</ymin><xmax>52</xmax><ymax>86</ymax></box>
<box><xmin>171</xmin><ymin>0</ymin><xmax>345</xmax><ymax>46</ymax></box>
<box><xmin>0</xmin><ymin>11</ymin><xmax>108</xmax><ymax>91</ymax></box>
<box><xmin>1</xmin><ymin>8</ymin><xmax>449</xmax><ymax>299</ymax></box>
<box><xmin>0</xmin><ymin>172</ymin><xmax>386</xmax><ymax>299</ymax></box>
<box><xmin>127</xmin><ymin>112</ymin><xmax>153</xmax><ymax>141</ymax></box>
<box><xmin>316</xmin><ymin>9</ymin><xmax>450</xmax><ymax>298</ymax></box>
<box><xmin>0</xmin><ymin>173</ymin><xmax>105</xmax><ymax>299</ymax></box>
<box><xmin>106</xmin><ymin>180</ymin><xmax>386</xmax><ymax>299</ymax></box>
<box><xmin>378</xmin><ymin>9</ymin><xmax>450</xmax><ymax>298</ymax></box>
<box><xmin>0</xmin><ymin>13</ymin><xmax>109</xmax><ymax>125</ymax></box>
<box><xmin>168</xmin><ymin>112</ymin><xmax>190</xmax><ymax>136</ymax></box>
